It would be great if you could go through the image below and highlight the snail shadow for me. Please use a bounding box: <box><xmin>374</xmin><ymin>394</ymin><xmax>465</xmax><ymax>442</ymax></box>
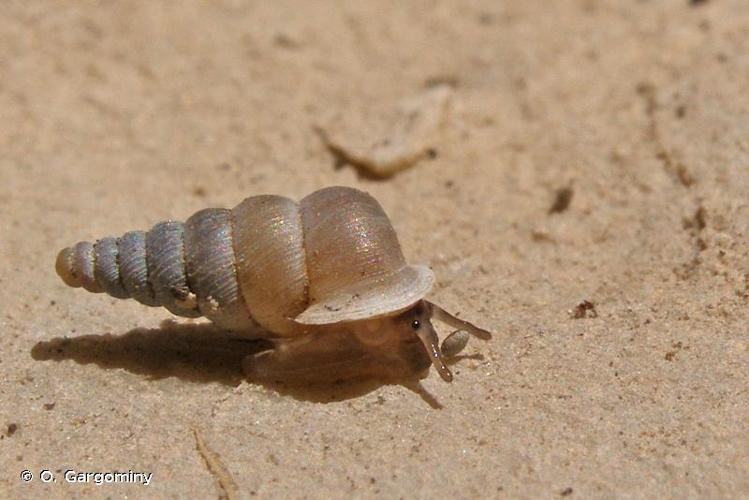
<box><xmin>30</xmin><ymin>320</ymin><xmax>447</xmax><ymax>407</ymax></box>
<box><xmin>31</xmin><ymin>321</ymin><xmax>269</xmax><ymax>387</ymax></box>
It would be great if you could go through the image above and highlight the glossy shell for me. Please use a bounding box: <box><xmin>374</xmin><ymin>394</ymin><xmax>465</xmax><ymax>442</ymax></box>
<box><xmin>296</xmin><ymin>187</ymin><xmax>434</xmax><ymax>325</ymax></box>
<box><xmin>55</xmin><ymin>186</ymin><xmax>434</xmax><ymax>337</ymax></box>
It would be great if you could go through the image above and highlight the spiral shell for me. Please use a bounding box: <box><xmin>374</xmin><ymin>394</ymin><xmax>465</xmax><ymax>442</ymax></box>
<box><xmin>55</xmin><ymin>186</ymin><xmax>434</xmax><ymax>337</ymax></box>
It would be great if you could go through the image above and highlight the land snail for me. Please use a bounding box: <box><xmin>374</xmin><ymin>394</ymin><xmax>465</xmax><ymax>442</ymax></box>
<box><xmin>55</xmin><ymin>186</ymin><xmax>491</xmax><ymax>383</ymax></box>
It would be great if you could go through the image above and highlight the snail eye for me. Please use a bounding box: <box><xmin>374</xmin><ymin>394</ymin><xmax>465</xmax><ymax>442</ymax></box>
<box><xmin>411</xmin><ymin>319</ymin><xmax>421</xmax><ymax>330</ymax></box>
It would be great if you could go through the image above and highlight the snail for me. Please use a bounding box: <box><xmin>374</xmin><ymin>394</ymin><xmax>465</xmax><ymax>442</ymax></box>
<box><xmin>55</xmin><ymin>186</ymin><xmax>491</xmax><ymax>382</ymax></box>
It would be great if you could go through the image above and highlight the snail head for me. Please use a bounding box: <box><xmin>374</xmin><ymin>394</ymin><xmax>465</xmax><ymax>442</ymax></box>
<box><xmin>392</xmin><ymin>300</ymin><xmax>492</xmax><ymax>382</ymax></box>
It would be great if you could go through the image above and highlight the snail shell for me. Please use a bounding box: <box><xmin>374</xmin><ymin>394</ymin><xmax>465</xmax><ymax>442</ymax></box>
<box><xmin>56</xmin><ymin>186</ymin><xmax>490</xmax><ymax>382</ymax></box>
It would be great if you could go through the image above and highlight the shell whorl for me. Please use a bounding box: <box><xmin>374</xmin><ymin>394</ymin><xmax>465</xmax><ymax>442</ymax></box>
<box><xmin>231</xmin><ymin>195</ymin><xmax>308</xmax><ymax>335</ymax></box>
<box><xmin>294</xmin><ymin>187</ymin><xmax>434</xmax><ymax>324</ymax></box>
<box><xmin>56</xmin><ymin>186</ymin><xmax>434</xmax><ymax>335</ymax></box>
<box><xmin>55</xmin><ymin>217</ymin><xmax>251</xmax><ymax>327</ymax></box>
<box><xmin>183</xmin><ymin>209</ymin><xmax>254</xmax><ymax>330</ymax></box>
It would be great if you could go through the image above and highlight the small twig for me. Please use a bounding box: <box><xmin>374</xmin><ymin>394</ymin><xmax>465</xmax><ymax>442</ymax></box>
<box><xmin>193</xmin><ymin>428</ymin><xmax>239</xmax><ymax>500</ymax></box>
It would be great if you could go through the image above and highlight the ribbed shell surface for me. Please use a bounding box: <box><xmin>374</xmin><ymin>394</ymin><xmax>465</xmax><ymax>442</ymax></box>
<box><xmin>56</xmin><ymin>186</ymin><xmax>434</xmax><ymax>336</ymax></box>
<box><xmin>294</xmin><ymin>187</ymin><xmax>433</xmax><ymax>324</ymax></box>
<box><xmin>300</xmin><ymin>187</ymin><xmax>407</xmax><ymax>303</ymax></box>
<box><xmin>232</xmin><ymin>195</ymin><xmax>308</xmax><ymax>336</ymax></box>
<box><xmin>145</xmin><ymin>221</ymin><xmax>201</xmax><ymax>318</ymax></box>
<box><xmin>183</xmin><ymin>208</ymin><xmax>254</xmax><ymax>331</ymax></box>
<box><xmin>118</xmin><ymin>231</ymin><xmax>159</xmax><ymax>306</ymax></box>
<box><xmin>93</xmin><ymin>237</ymin><xmax>128</xmax><ymax>298</ymax></box>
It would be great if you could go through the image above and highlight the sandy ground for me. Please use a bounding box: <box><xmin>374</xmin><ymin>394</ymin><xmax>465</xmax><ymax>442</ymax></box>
<box><xmin>2</xmin><ymin>1</ymin><xmax>748</xmax><ymax>498</ymax></box>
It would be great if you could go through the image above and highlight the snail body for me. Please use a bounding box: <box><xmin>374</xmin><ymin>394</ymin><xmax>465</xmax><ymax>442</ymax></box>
<box><xmin>56</xmin><ymin>186</ymin><xmax>490</xmax><ymax>382</ymax></box>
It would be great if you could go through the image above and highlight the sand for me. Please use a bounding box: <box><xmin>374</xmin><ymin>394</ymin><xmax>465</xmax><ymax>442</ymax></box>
<box><xmin>2</xmin><ymin>1</ymin><xmax>748</xmax><ymax>498</ymax></box>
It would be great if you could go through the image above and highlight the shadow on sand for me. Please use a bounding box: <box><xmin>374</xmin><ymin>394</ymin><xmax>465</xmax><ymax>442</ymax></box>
<box><xmin>31</xmin><ymin>320</ymin><xmax>478</xmax><ymax>408</ymax></box>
